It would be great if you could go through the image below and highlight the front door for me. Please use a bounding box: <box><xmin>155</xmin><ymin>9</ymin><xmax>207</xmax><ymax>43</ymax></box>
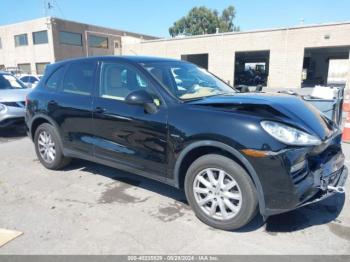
<box><xmin>92</xmin><ymin>61</ymin><xmax>168</xmax><ymax>177</ymax></box>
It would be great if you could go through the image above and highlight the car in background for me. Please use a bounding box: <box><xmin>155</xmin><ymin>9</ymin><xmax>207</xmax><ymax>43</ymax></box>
<box><xmin>20</xmin><ymin>75</ymin><xmax>42</xmax><ymax>88</ymax></box>
<box><xmin>0</xmin><ymin>71</ymin><xmax>31</xmax><ymax>128</ymax></box>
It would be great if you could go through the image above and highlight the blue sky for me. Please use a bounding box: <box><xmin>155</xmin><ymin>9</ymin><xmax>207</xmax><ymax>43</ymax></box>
<box><xmin>1</xmin><ymin>0</ymin><xmax>349</xmax><ymax>37</ymax></box>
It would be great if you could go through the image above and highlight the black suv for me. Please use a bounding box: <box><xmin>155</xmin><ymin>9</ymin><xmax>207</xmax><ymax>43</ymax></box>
<box><xmin>26</xmin><ymin>56</ymin><xmax>347</xmax><ymax>230</ymax></box>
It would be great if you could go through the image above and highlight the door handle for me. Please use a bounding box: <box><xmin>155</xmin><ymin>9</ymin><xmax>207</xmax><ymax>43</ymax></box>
<box><xmin>94</xmin><ymin>107</ymin><xmax>106</xmax><ymax>114</ymax></box>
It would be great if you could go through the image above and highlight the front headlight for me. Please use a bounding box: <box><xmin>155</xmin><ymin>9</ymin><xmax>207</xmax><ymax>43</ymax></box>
<box><xmin>261</xmin><ymin>121</ymin><xmax>321</xmax><ymax>146</ymax></box>
<box><xmin>0</xmin><ymin>103</ymin><xmax>6</xmax><ymax>113</ymax></box>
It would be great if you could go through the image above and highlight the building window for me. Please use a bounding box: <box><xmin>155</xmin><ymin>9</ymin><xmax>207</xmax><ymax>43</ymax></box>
<box><xmin>88</xmin><ymin>35</ymin><xmax>108</xmax><ymax>48</ymax></box>
<box><xmin>59</xmin><ymin>31</ymin><xmax>82</xmax><ymax>46</ymax></box>
<box><xmin>33</xmin><ymin>30</ymin><xmax>48</xmax><ymax>45</ymax></box>
<box><xmin>0</xmin><ymin>65</ymin><xmax>4</xmax><ymax>70</ymax></box>
<box><xmin>14</xmin><ymin>34</ymin><xmax>28</xmax><ymax>47</ymax></box>
<box><xmin>18</xmin><ymin>63</ymin><xmax>31</xmax><ymax>74</ymax></box>
<box><xmin>36</xmin><ymin>62</ymin><xmax>50</xmax><ymax>75</ymax></box>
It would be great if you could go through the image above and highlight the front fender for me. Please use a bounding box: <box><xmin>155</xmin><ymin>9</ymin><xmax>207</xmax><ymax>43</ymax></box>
<box><xmin>173</xmin><ymin>140</ymin><xmax>267</xmax><ymax>217</ymax></box>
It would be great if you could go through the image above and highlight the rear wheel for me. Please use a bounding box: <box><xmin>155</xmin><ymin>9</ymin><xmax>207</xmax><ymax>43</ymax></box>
<box><xmin>185</xmin><ymin>154</ymin><xmax>258</xmax><ymax>230</ymax></box>
<box><xmin>34</xmin><ymin>123</ymin><xmax>71</xmax><ymax>170</ymax></box>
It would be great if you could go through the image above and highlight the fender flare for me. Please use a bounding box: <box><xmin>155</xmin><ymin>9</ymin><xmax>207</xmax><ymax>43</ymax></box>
<box><xmin>29</xmin><ymin>114</ymin><xmax>64</xmax><ymax>150</ymax></box>
<box><xmin>173</xmin><ymin>140</ymin><xmax>266</xmax><ymax>215</ymax></box>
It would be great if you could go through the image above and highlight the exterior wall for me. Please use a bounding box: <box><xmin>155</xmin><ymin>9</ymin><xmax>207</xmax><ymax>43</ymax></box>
<box><xmin>0</xmin><ymin>17</ymin><xmax>157</xmax><ymax>73</ymax></box>
<box><xmin>51</xmin><ymin>18</ymin><xmax>156</xmax><ymax>61</ymax></box>
<box><xmin>348</xmin><ymin>50</ymin><xmax>350</xmax><ymax>89</ymax></box>
<box><xmin>0</xmin><ymin>17</ymin><xmax>55</xmax><ymax>74</ymax></box>
<box><xmin>123</xmin><ymin>23</ymin><xmax>350</xmax><ymax>88</ymax></box>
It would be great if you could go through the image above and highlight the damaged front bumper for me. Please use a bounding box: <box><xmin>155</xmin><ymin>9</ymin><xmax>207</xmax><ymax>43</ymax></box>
<box><xmin>298</xmin><ymin>165</ymin><xmax>347</xmax><ymax>208</ymax></box>
<box><xmin>251</xmin><ymin>131</ymin><xmax>348</xmax><ymax>218</ymax></box>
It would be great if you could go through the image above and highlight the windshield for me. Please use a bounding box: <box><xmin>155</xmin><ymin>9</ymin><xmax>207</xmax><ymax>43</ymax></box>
<box><xmin>0</xmin><ymin>74</ymin><xmax>27</xmax><ymax>90</ymax></box>
<box><xmin>140</xmin><ymin>61</ymin><xmax>235</xmax><ymax>100</ymax></box>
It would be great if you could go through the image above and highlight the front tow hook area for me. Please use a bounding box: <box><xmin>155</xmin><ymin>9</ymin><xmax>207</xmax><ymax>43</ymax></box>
<box><xmin>318</xmin><ymin>179</ymin><xmax>346</xmax><ymax>193</ymax></box>
<box><xmin>326</xmin><ymin>185</ymin><xmax>345</xmax><ymax>193</ymax></box>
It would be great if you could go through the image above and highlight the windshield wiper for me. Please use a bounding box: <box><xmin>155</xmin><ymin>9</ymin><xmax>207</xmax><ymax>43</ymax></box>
<box><xmin>182</xmin><ymin>92</ymin><xmax>234</xmax><ymax>102</ymax></box>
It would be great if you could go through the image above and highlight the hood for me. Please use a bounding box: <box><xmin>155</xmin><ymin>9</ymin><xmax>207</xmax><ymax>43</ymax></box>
<box><xmin>187</xmin><ymin>92</ymin><xmax>335</xmax><ymax>141</ymax></box>
<box><xmin>0</xmin><ymin>88</ymin><xmax>31</xmax><ymax>102</ymax></box>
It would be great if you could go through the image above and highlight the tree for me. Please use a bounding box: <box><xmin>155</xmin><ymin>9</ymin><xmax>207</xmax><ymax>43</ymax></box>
<box><xmin>169</xmin><ymin>6</ymin><xmax>239</xmax><ymax>37</ymax></box>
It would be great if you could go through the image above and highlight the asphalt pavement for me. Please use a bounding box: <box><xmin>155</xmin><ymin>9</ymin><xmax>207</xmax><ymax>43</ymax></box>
<box><xmin>0</xmin><ymin>128</ymin><xmax>349</xmax><ymax>254</ymax></box>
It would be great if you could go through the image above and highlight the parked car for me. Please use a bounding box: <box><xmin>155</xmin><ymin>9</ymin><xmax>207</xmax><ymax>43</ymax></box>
<box><xmin>19</xmin><ymin>74</ymin><xmax>42</xmax><ymax>88</ymax></box>
<box><xmin>25</xmin><ymin>56</ymin><xmax>347</xmax><ymax>230</ymax></box>
<box><xmin>0</xmin><ymin>71</ymin><xmax>31</xmax><ymax>128</ymax></box>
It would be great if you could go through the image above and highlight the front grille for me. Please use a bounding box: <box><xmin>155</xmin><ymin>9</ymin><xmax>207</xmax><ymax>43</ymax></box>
<box><xmin>1</xmin><ymin>101</ymin><xmax>25</xmax><ymax>108</ymax></box>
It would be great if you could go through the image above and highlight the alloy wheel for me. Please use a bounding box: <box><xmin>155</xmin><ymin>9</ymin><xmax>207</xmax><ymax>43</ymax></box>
<box><xmin>193</xmin><ymin>168</ymin><xmax>242</xmax><ymax>221</ymax></box>
<box><xmin>38</xmin><ymin>130</ymin><xmax>56</xmax><ymax>163</ymax></box>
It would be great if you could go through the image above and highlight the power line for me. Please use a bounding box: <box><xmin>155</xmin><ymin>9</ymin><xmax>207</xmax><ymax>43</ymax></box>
<box><xmin>53</xmin><ymin>0</ymin><xmax>65</xmax><ymax>18</ymax></box>
<box><xmin>43</xmin><ymin>0</ymin><xmax>65</xmax><ymax>18</ymax></box>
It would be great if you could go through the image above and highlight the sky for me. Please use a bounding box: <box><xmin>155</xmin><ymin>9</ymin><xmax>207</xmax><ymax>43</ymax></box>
<box><xmin>0</xmin><ymin>0</ymin><xmax>349</xmax><ymax>37</ymax></box>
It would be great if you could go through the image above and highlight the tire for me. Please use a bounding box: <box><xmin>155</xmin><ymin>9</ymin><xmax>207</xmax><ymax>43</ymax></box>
<box><xmin>184</xmin><ymin>154</ymin><xmax>258</xmax><ymax>230</ymax></box>
<box><xmin>34</xmin><ymin>123</ymin><xmax>71</xmax><ymax>170</ymax></box>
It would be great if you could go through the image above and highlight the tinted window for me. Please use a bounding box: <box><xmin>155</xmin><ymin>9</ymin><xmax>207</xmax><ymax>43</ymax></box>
<box><xmin>63</xmin><ymin>62</ymin><xmax>95</xmax><ymax>96</ymax></box>
<box><xmin>99</xmin><ymin>62</ymin><xmax>155</xmax><ymax>101</ymax></box>
<box><xmin>0</xmin><ymin>74</ymin><xmax>27</xmax><ymax>89</ymax></box>
<box><xmin>46</xmin><ymin>67</ymin><xmax>65</xmax><ymax>90</ymax></box>
<box><xmin>14</xmin><ymin>34</ymin><xmax>28</xmax><ymax>46</ymax></box>
<box><xmin>33</xmin><ymin>30</ymin><xmax>48</xmax><ymax>44</ymax></box>
<box><xmin>59</xmin><ymin>31</ymin><xmax>82</xmax><ymax>46</ymax></box>
<box><xmin>20</xmin><ymin>76</ymin><xmax>29</xmax><ymax>82</ymax></box>
<box><xmin>29</xmin><ymin>77</ymin><xmax>38</xmax><ymax>83</ymax></box>
<box><xmin>88</xmin><ymin>35</ymin><xmax>108</xmax><ymax>48</ymax></box>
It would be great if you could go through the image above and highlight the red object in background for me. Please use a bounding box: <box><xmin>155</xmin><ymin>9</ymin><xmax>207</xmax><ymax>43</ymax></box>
<box><xmin>343</xmin><ymin>89</ymin><xmax>350</xmax><ymax>112</ymax></box>
<box><xmin>342</xmin><ymin>114</ymin><xmax>350</xmax><ymax>143</ymax></box>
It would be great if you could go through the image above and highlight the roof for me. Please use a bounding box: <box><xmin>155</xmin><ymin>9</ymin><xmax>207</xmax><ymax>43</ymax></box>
<box><xmin>53</xmin><ymin>55</ymin><xmax>182</xmax><ymax>65</ymax></box>
<box><xmin>140</xmin><ymin>21</ymin><xmax>350</xmax><ymax>43</ymax></box>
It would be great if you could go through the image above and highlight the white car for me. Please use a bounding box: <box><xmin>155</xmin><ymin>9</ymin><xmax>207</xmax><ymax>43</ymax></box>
<box><xmin>19</xmin><ymin>75</ymin><xmax>42</xmax><ymax>88</ymax></box>
<box><xmin>0</xmin><ymin>72</ymin><xmax>31</xmax><ymax>128</ymax></box>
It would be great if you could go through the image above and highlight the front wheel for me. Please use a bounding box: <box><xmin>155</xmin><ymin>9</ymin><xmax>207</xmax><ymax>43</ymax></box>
<box><xmin>185</xmin><ymin>154</ymin><xmax>258</xmax><ymax>230</ymax></box>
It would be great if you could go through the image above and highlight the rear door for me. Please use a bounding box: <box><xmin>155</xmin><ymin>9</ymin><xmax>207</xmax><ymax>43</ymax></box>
<box><xmin>91</xmin><ymin>60</ymin><xmax>168</xmax><ymax>177</ymax></box>
<box><xmin>52</xmin><ymin>61</ymin><xmax>97</xmax><ymax>156</ymax></box>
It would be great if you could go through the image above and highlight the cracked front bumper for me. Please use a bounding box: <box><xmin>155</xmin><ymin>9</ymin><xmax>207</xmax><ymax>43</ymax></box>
<box><xmin>298</xmin><ymin>165</ymin><xmax>347</xmax><ymax>208</ymax></box>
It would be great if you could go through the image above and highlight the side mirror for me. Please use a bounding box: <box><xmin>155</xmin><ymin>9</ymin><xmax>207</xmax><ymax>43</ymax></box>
<box><xmin>125</xmin><ymin>90</ymin><xmax>158</xmax><ymax>114</ymax></box>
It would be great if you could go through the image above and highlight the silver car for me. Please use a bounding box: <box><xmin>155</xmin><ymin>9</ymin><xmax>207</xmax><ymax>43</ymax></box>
<box><xmin>0</xmin><ymin>72</ymin><xmax>31</xmax><ymax>128</ymax></box>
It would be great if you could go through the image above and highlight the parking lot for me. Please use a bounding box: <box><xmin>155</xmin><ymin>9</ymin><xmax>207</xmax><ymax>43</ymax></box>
<box><xmin>0</xmin><ymin>127</ymin><xmax>349</xmax><ymax>255</ymax></box>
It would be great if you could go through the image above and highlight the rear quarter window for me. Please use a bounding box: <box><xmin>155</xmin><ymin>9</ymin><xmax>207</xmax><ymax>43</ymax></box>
<box><xmin>45</xmin><ymin>66</ymin><xmax>65</xmax><ymax>91</ymax></box>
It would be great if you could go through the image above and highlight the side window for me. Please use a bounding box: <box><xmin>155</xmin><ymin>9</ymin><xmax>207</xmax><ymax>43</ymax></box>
<box><xmin>21</xmin><ymin>76</ymin><xmax>29</xmax><ymax>82</ymax></box>
<box><xmin>29</xmin><ymin>77</ymin><xmax>37</xmax><ymax>83</ymax></box>
<box><xmin>63</xmin><ymin>62</ymin><xmax>95</xmax><ymax>96</ymax></box>
<box><xmin>46</xmin><ymin>66</ymin><xmax>65</xmax><ymax>90</ymax></box>
<box><xmin>99</xmin><ymin>62</ymin><xmax>156</xmax><ymax>101</ymax></box>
